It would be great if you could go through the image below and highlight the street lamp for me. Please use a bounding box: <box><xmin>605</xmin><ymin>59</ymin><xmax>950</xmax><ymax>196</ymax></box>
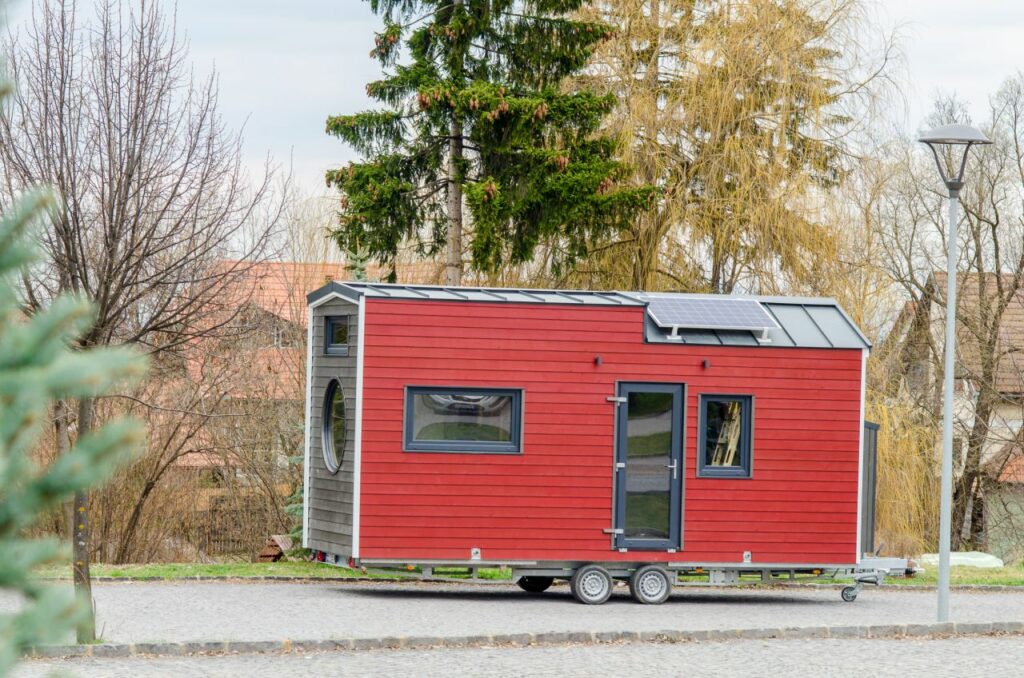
<box><xmin>918</xmin><ymin>123</ymin><xmax>991</xmax><ymax>622</ymax></box>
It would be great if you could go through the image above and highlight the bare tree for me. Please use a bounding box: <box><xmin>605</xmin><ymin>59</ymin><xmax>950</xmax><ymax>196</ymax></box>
<box><xmin>0</xmin><ymin>0</ymin><xmax>284</xmax><ymax>640</ymax></box>
<box><xmin>880</xmin><ymin>87</ymin><xmax>1024</xmax><ymax>552</ymax></box>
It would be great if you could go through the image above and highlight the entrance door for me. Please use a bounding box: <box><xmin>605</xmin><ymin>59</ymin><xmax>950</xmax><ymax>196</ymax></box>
<box><xmin>613</xmin><ymin>383</ymin><xmax>684</xmax><ymax>550</ymax></box>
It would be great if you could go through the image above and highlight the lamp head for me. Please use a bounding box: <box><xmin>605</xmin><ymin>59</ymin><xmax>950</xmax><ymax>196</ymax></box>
<box><xmin>918</xmin><ymin>124</ymin><xmax>991</xmax><ymax>146</ymax></box>
<box><xmin>918</xmin><ymin>124</ymin><xmax>992</xmax><ymax>193</ymax></box>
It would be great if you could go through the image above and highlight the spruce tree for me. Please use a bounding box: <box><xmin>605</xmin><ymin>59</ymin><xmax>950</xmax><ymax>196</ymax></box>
<box><xmin>327</xmin><ymin>0</ymin><xmax>654</xmax><ymax>284</ymax></box>
<box><xmin>0</xmin><ymin>72</ymin><xmax>146</xmax><ymax>665</ymax></box>
<box><xmin>0</xmin><ymin>193</ymin><xmax>146</xmax><ymax>664</ymax></box>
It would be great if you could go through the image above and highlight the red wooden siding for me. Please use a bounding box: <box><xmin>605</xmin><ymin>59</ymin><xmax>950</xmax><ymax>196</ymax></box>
<box><xmin>358</xmin><ymin>299</ymin><xmax>863</xmax><ymax>565</ymax></box>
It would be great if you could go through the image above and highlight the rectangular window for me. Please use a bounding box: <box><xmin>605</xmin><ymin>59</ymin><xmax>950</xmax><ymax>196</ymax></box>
<box><xmin>325</xmin><ymin>316</ymin><xmax>349</xmax><ymax>356</ymax></box>
<box><xmin>405</xmin><ymin>387</ymin><xmax>523</xmax><ymax>454</ymax></box>
<box><xmin>698</xmin><ymin>394</ymin><xmax>753</xmax><ymax>478</ymax></box>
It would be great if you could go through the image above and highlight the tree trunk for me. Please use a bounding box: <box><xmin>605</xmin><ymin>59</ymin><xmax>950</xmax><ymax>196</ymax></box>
<box><xmin>73</xmin><ymin>398</ymin><xmax>95</xmax><ymax>644</ymax></box>
<box><xmin>446</xmin><ymin>117</ymin><xmax>464</xmax><ymax>286</ymax></box>
<box><xmin>952</xmin><ymin>393</ymin><xmax>991</xmax><ymax>549</ymax></box>
<box><xmin>969</xmin><ymin>476</ymin><xmax>987</xmax><ymax>550</ymax></box>
<box><xmin>114</xmin><ymin>478</ymin><xmax>158</xmax><ymax>565</ymax></box>
<box><xmin>445</xmin><ymin>0</ymin><xmax>464</xmax><ymax>287</ymax></box>
<box><xmin>54</xmin><ymin>399</ymin><xmax>74</xmax><ymax>537</ymax></box>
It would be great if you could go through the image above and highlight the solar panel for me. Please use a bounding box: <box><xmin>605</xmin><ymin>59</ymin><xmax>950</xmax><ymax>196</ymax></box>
<box><xmin>642</xmin><ymin>296</ymin><xmax>780</xmax><ymax>332</ymax></box>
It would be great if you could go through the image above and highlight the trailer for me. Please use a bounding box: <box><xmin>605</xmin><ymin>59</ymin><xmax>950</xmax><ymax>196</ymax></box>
<box><xmin>303</xmin><ymin>281</ymin><xmax>906</xmax><ymax>604</ymax></box>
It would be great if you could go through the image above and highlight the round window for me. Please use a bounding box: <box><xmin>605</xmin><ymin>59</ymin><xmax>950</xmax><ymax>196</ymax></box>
<box><xmin>322</xmin><ymin>379</ymin><xmax>346</xmax><ymax>473</ymax></box>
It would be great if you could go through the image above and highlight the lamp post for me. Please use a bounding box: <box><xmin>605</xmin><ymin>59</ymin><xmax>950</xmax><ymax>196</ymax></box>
<box><xmin>917</xmin><ymin>124</ymin><xmax>991</xmax><ymax>622</ymax></box>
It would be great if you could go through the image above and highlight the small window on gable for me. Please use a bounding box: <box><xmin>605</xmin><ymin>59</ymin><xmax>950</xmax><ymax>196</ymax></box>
<box><xmin>325</xmin><ymin>316</ymin><xmax>349</xmax><ymax>356</ymax></box>
<box><xmin>698</xmin><ymin>394</ymin><xmax>753</xmax><ymax>478</ymax></box>
<box><xmin>405</xmin><ymin>387</ymin><xmax>522</xmax><ymax>454</ymax></box>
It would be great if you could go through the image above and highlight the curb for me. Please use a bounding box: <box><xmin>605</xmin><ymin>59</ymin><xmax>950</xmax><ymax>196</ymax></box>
<box><xmin>27</xmin><ymin>620</ymin><xmax>1024</xmax><ymax>659</ymax></box>
<box><xmin>40</xmin><ymin>575</ymin><xmax>510</xmax><ymax>585</ymax></box>
<box><xmin>39</xmin><ymin>576</ymin><xmax>1024</xmax><ymax>593</ymax></box>
<box><xmin>777</xmin><ymin>583</ymin><xmax>1024</xmax><ymax>593</ymax></box>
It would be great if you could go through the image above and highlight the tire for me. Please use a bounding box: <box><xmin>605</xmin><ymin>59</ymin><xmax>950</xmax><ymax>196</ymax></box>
<box><xmin>517</xmin><ymin>576</ymin><xmax>554</xmax><ymax>593</ymax></box>
<box><xmin>841</xmin><ymin>586</ymin><xmax>859</xmax><ymax>602</ymax></box>
<box><xmin>570</xmin><ymin>564</ymin><xmax>613</xmax><ymax>605</ymax></box>
<box><xmin>629</xmin><ymin>565</ymin><xmax>672</xmax><ymax>605</ymax></box>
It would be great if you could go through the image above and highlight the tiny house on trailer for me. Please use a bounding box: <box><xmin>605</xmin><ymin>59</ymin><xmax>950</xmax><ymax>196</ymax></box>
<box><xmin>303</xmin><ymin>282</ymin><xmax>901</xmax><ymax>605</ymax></box>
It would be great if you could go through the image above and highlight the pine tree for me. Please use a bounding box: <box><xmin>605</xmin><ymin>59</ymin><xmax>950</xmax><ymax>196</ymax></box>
<box><xmin>0</xmin><ymin>70</ymin><xmax>146</xmax><ymax>668</ymax></box>
<box><xmin>327</xmin><ymin>0</ymin><xmax>654</xmax><ymax>284</ymax></box>
<box><xmin>345</xmin><ymin>242</ymin><xmax>372</xmax><ymax>282</ymax></box>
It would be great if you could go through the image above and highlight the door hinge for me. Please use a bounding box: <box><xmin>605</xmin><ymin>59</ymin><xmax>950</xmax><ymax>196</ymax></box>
<box><xmin>602</xmin><ymin>528</ymin><xmax>624</xmax><ymax>535</ymax></box>
<box><xmin>606</xmin><ymin>396</ymin><xmax>627</xmax><ymax>404</ymax></box>
<box><xmin>615</xmin><ymin>462</ymin><xmax>626</xmax><ymax>469</ymax></box>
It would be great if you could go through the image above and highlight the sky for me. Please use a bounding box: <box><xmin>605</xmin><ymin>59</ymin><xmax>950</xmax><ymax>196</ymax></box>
<box><xmin>7</xmin><ymin>0</ymin><xmax>1024</xmax><ymax>194</ymax></box>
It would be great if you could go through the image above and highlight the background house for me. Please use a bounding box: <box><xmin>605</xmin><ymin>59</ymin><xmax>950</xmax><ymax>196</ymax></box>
<box><xmin>165</xmin><ymin>259</ymin><xmax>442</xmax><ymax>559</ymax></box>
<box><xmin>898</xmin><ymin>272</ymin><xmax>1024</xmax><ymax>561</ymax></box>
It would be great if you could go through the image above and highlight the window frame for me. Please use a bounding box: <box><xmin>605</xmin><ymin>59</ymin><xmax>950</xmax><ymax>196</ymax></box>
<box><xmin>321</xmin><ymin>378</ymin><xmax>345</xmax><ymax>474</ymax></box>
<box><xmin>697</xmin><ymin>393</ymin><xmax>754</xmax><ymax>479</ymax></box>
<box><xmin>403</xmin><ymin>386</ymin><xmax>524</xmax><ymax>454</ymax></box>
<box><xmin>324</xmin><ymin>316</ymin><xmax>349</xmax><ymax>356</ymax></box>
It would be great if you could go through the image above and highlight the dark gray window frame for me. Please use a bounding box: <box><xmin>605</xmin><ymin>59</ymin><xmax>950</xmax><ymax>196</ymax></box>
<box><xmin>613</xmin><ymin>381</ymin><xmax>685</xmax><ymax>551</ymax></box>
<box><xmin>697</xmin><ymin>394</ymin><xmax>754</xmax><ymax>478</ymax></box>
<box><xmin>324</xmin><ymin>316</ymin><xmax>349</xmax><ymax>356</ymax></box>
<box><xmin>321</xmin><ymin>378</ymin><xmax>344</xmax><ymax>474</ymax></box>
<box><xmin>404</xmin><ymin>386</ymin><xmax>524</xmax><ymax>454</ymax></box>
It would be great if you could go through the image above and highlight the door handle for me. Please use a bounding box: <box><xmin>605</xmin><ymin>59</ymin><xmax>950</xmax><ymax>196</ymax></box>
<box><xmin>666</xmin><ymin>460</ymin><xmax>678</xmax><ymax>480</ymax></box>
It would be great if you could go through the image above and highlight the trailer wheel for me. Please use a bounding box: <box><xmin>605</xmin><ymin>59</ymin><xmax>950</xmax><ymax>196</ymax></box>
<box><xmin>517</xmin><ymin>576</ymin><xmax>554</xmax><ymax>593</ymax></box>
<box><xmin>841</xmin><ymin>586</ymin><xmax>859</xmax><ymax>602</ymax></box>
<box><xmin>628</xmin><ymin>565</ymin><xmax>672</xmax><ymax>605</ymax></box>
<box><xmin>570</xmin><ymin>565</ymin><xmax>613</xmax><ymax>605</ymax></box>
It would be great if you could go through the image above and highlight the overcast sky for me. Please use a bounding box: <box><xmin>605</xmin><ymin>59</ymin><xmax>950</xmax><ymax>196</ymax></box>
<box><xmin>8</xmin><ymin>0</ymin><xmax>1024</xmax><ymax>193</ymax></box>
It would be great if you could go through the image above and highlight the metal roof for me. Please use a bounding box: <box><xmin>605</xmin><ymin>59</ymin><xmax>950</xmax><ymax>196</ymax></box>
<box><xmin>640</xmin><ymin>300</ymin><xmax>869</xmax><ymax>349</ymax></box>
<box><xmin>308</xmin><ymin>281</ymin><xmax>645</xmax><ymax>306</ymax></box>
<box><xmin>308</xmin><ymin>282</ymin><xmax>870</xmax><ymax>349</ymax></box>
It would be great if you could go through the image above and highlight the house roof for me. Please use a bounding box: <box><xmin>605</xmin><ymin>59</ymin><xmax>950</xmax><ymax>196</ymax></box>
<box><xmin>220</xmin><ymin>260</ymin><xmax>444</xmax><ymax>328</ymax></box>
<box><xmin>233</xmin><ymin>261</ymin><xmax>347</xmax><ymax>326</ymax></box>
<box><xmin>931</xmin><ymin>272</ymin><xmax>1024</xmax><ymax>394</ymax></box>
<box><xmin>309</xmin><ymin>281</ymin><xmax>870</xmax><ymax>350</ymax></box>
<box><xmin>999</xmin><ymin>454</ymin><xmax>1024</xmax><ymax>483</ymax></box>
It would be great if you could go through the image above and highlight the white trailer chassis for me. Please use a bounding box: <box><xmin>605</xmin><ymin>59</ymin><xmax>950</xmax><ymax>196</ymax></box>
<box><xmin>355</xmin><ymin>556</ymin><xmax>914</xmax><ymax>605</ymax></box>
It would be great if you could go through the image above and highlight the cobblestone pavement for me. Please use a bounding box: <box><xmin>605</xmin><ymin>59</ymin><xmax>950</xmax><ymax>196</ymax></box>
<box><xmin>14</xmin><ymin>635</ymin><xmax>1024</xmax><ymax>677</ymax></box>
<box><xmin>3</xmin><ymin>580</ymin><xmax>1023</xmax><ymax>645</ymax></box>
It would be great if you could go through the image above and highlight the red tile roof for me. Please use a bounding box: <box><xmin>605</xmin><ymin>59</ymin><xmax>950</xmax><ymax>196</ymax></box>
<box><xmin>931</xmin><ymin>272</ymin><xmax>1024</xmax><ymax>394</ymax></box>
<box><xmin>1000</xmin><ymin>454</ymin><xmax>1024</xmax><ymax>483</ymax></box>
<box><xmin>219</xmin><ymin>259</ymin><xmax>445</xmax><ymax>327</ymax></box>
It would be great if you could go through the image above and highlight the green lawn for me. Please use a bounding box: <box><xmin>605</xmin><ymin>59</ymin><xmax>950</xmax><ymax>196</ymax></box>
<box><xmin>628</xmin><ymin>431</ymin><xmax>671</xmax><ymax>456</ymax></box>
<box><xmin>33</xmin><ymin>561</ymin><xmax>400</xmax><ymax>580</ymax></box>
<box><xmin>416</xmin><ymin>422</ymin><xmax>509</xmax><ymax>442</ymax></box>
<box><xmin>31</xmin><ymin>561</ymin><xmax>1024</xmax><ymax>587</ymax></box>
<box><xmin>889</xmin><ymin>565</ymin><xmax>1024</xmax><ymax>587</ymax></box>
<box><xmin>32</xmin><ymin>561</ymin><xmax>517</xmax><ymax>581</ymax></box>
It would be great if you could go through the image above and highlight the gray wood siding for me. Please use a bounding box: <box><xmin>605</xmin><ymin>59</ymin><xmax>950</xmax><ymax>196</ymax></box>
<box><xmin>307</xmin><ymin>297</ymin><xmax>358</xmax><ymax>557</ymax></box>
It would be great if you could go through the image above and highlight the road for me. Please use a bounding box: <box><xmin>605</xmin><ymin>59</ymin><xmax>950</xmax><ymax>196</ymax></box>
<box><xmin>18</xmin><ymin>580</ymin><xmax>1022</xmax><ymax>644</ymax></box>
<box><xmin>14</xmin><ymin>635</ymin><xmax>1024</xmax><ymax>677</ymax></box>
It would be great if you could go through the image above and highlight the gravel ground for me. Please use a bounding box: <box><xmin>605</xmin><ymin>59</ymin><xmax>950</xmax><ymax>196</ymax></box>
<box><xmin>3</xmin><ymin>580</ymin><xmax>1023</xmax><ymax>645</ymax></box>
<box><xmin>14</xmin><ymin>635</ymin><xmax>1024</xmax><ymax>677</ymax></box>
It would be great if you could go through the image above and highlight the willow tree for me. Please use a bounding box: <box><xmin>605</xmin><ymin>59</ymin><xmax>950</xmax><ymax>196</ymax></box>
<box><xmin>578</xmin><ymin>0</ymin><xmax>893</xmax><ymax>293</ymax></box>
<box><xmin>327</xmin><ymin>0</ymin><xmax>654</xmax><ymax>285</ymax></box>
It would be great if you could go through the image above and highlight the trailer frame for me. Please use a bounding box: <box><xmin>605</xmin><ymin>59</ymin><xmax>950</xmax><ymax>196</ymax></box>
<box><xmin>350</xmin><ymin>556</ymin><xmax>913</xmax><ymax>605</ymax></box>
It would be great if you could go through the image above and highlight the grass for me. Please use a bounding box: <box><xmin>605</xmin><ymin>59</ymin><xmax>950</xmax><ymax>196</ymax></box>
<box><xmin>31</xmin><ymin>560</ymin><xmax>1024</xmax><ymax>587</ymax></box>
<box><xmin>416</xmin><ymin>422</ymin><xmax>510</xmax><ymax>442</ymax></box>
<box><xmin>33</xmin><ymin>560</ymin><xmax>402</xmax><ymax>580</ymax></box>
<box><xmin>31</xmin><ymin>561</ymin><xmax>515</xmax><ymax>582</ymax></box>
<box><xmin>627</xmin><ymin>431</ymin><xmax>671</xmax><ymax>456</ymax></box>
<box><xmin>889</xmin><ymin>565</ymin><xmax>1024</xmax><ymax>587</ymax></box>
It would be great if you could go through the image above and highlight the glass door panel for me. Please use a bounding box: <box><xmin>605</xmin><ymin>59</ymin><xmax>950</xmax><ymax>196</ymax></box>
<box><xmin>614</xmin><ymin>383</ymin><xmax>683</xmax><ymax>550</ymax></box>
